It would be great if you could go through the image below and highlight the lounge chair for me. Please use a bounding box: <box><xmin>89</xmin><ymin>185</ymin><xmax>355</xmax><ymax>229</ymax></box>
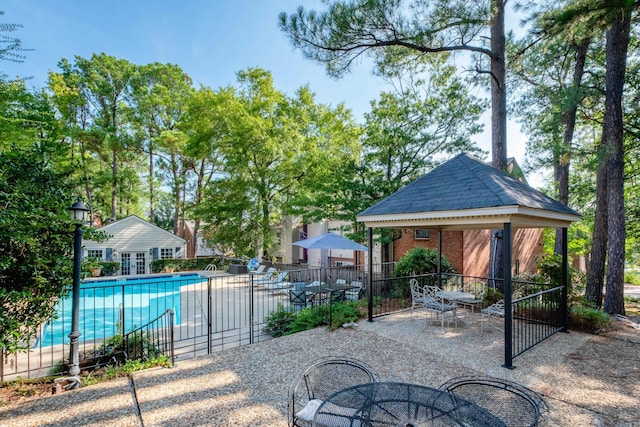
<box><xmin>249</xmin><ymin>264</ymin><xmax>266</xmax><ymax>275</ymax></box>
<box><xmin>256</xmin><ymin>271</ymin><xmax>291</xmax><ymax>289</ymax></box>
<box><xmin>251</xmin><ymin>267</ymin><xmax>275</xmax><ymax>283</ymax></box>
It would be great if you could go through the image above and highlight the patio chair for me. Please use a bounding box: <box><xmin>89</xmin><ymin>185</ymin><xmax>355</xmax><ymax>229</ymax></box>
<box><xmin>248</xmin><ymin>264</ymin><xmax>266</xmax><ymax>275</ymax></box>
<box><xmin>252</xmin><ymin>267</ymin><xmax>276</xmax><ymax>283</ymax></box>
<box><xmin>439</xmin><ymin>376</ymin><xmax>549</xmax><ymax>427</ymax></box>
<box><xmin>423</xmin><ymin>285</ymin><xmax>458</xmax><ymax>329</ymax></box>
<box><xmin>409</xmin><ymin>278</ymin><xmax>426</xmax><ymax>319</ymax></box>
<box><xmin>288</xmin><ymin>356</ymin><xmax>379</xmax><ymax>427</ymax></box>
<box><xmin>289</xmin><ymin>289</ymin><xmax>308</xmax><ymax>310</ymax></box>
<box><xmin>257</xmin><ymin>271</ymin><xmax>291</xmax><ymax>289</ymax></box>
<box><xmin>481</xmin><ymin>299</ymin><xmax>506</xmax><ymax>335</ymax></box>
<box><xmin>456</xmin><ymin>282</ymin><xmax>486</xmax><ymax>315</ymax></box>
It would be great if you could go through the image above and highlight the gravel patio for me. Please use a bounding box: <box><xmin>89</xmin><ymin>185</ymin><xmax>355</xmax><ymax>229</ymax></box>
<box><xmin>1</xmin><ymin>311</ymin><xmax>639</xmax><ymax>426</ymax></box>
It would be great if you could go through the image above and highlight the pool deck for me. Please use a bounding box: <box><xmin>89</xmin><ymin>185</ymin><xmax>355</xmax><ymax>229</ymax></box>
<box><xmin>2</xmin><ymin>311</ymin><xmax>639</xmax><ymax>426</ymax></box>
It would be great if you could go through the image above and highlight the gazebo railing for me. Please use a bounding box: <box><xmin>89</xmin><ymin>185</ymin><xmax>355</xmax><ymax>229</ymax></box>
<box><xmin>368</xmin><ymin>273</ymin><xmax>567</xmax><ymax>366</ymax></box>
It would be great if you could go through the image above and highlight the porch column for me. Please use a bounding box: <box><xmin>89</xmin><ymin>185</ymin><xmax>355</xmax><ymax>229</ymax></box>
<box><xmin>561</xmin><ymin>227</ymin><xmax>569</xmax><ymax>332</ymax></box>
<box><xmin>368</xmin><ymin>227</ymin><xmax>374</xmax><ymax>322</ymax></box>
<box><xmin>503</xmin><ymin>222</ymin><xmax>514</xmax><ymax>369</ymax></box>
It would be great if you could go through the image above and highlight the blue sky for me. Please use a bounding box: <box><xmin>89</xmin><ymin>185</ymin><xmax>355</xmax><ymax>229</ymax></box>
<box><xmin>2</xmin><ymin>1</ymin><xmax>542</xmax><ymax>187</ymax></box>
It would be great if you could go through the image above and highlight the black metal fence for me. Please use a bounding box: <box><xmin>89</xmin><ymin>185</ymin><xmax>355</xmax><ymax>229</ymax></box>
<box><xmin>369</xmin><ymin>272</ymin><xmax>566</xmax><ymax>365</ymax></box>
<box><xmin>1</xmin><ymin>265</ymin><xmax>565</xmax><ymax>381</ymax></box>
<box><xmin>124</xmin><ymin>309</ymin><xmax>175</xmax><ymax>367</ymax></box>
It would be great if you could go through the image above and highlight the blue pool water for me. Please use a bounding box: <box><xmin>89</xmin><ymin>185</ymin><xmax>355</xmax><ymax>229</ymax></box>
<box><xmin>38</xmin><ymin>273</ymin><xmax>207</xmax><ymax>347</ymax></box>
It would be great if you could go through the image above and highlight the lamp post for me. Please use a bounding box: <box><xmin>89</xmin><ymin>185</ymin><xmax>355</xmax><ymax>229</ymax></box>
<box><xmin>68</xmin><ymin>201</ymin><xmax>89</xmax><ymax>376</ymax></box>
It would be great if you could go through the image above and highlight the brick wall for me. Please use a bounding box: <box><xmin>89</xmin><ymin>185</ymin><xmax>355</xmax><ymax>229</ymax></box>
<box><xmin>394</xmin><ymin>227</ymin><xmax>543</xmax><ymax>277</ymax></box>
<box><xmin>393</xmin><ymin>229</ymin><xmax>464</xmax><ymax>273</ymax></box>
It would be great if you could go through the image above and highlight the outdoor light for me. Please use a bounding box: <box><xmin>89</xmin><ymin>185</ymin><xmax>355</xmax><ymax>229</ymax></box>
<box><xmin>69</xmin><ymin>201</ymin><xmax>89</xmax><ymax>222</ymax></box>
<box><xmin>68</xmin><ymin>201</ymin><xmax>89</xmax><ymax>377</ymax></box>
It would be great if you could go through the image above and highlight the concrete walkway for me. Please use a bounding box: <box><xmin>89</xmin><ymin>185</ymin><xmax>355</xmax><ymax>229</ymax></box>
<box><xmin>1</xmin><ymin>312</ymin><xmax>639</xmax><ymax>426</ymax></box>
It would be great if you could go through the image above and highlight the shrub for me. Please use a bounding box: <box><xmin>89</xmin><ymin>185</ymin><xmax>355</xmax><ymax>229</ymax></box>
<box><xmin>262</xmin><ymin>301</ymin><xmax>363</xmax><ymax>336</ymax></box>
<box><xmin>391</xmin><ymin>248</ymin><xmax>454</xmax><ymax>299</ymax></box>
<box><xmin>569</xmin><ymin>304</ymin><xmax>611</xmax><ymax>333</ymax></box>
<box><xmin>393</xmin><ymin>247</ymin><xmax>454</xmax><ymax>277</ymax></box>
<box><xmin>482</xmin><ymin>287</ymin><xmax>503</xmax><ymax>308</ymax></box>
<box><xmin>99</xmin><ymin>261</ymin><xmax>120</xmax><ymax>276</ymax></box>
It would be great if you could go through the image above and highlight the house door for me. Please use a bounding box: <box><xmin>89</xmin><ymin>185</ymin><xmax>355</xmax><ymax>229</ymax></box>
<box><xmin>120</xmin><ymin>252</ymin><xmax>147</xmax><ymax>276</ymax></box>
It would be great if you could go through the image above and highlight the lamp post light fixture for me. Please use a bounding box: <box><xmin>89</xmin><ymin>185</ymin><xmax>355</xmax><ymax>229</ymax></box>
<box><xmin>68</xmin><ymin>201</ymin><xmax>89</xmax><ymax>376</ymax></box>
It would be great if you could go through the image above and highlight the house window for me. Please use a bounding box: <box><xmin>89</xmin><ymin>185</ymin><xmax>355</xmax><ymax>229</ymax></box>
<box><xmin>88</xmin><ymin>249</ymin><xmax>103</xmax><ymax>260</ymax></box>
<box><xmin>160</xmin><ymin>248</ymin><xmax>174</xmax><ymax>259</ymax></box>
<box><xmin>414</xmin><ymin>229</ymin><xmax>430</xmax><ymax>240</ymax></box>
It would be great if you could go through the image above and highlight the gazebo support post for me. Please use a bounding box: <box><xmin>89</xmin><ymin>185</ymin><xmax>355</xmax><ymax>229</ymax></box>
<box><xmin>437</xmin><ymin>230</ymin><xmax>442</xmax><ymax>288</ymax></box>
<box><xmin>368</xmin><ymin>227</ymin><xmax>374</xmax><ymax>322</ymax></box>
<box><xmin>502</xmin><ymin>222</ymin><xmax>514</xmax><ymax>369</ymax></box>
<box><xmin>561</xmin><ymin>227</ymin><xmax>569</xmax><ymax>332</ymax></box>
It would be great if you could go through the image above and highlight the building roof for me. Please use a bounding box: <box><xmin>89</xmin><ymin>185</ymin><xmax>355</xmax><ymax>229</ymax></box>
<box><xmin>357</xmin><ymin>153</ymin><xmax>581</xmax><ymax>230</ymax></box>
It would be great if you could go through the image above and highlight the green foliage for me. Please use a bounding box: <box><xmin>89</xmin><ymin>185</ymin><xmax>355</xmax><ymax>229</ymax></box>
<box><xmin>262</xmin><ymin>304</ymin><xmax>297</xmax><ymax>337</ymax></box>
<box><xmin>263</xmin><ymin>301</ymin><xmax>363</xmax><ymax>337</ymax></box>
<box><xmin>82</xmin><ymin>355</ymin><xmax>171</xmax><ymax>386</ymax></box>
<box><xmin>99</xmin><ymin>261</ymin><xmax>120</xmax><ymax>276</ymax></box>
<box><xmin>0</xmin><ymin>147</ymin><xmax>76</xmax><ymax>352</ymax></box>
<box><xmin>569</xmin><ymin>304</ymin><xmax>611</xmax><ymax>333</ymax></box>
<box><xmin>482</xmin><ymin>288</ymin><xmax>504</xmax><ymax>308</ymax></box>
<box><xmin>391</xmin><ymin>248</ymin><xmax>454</xmax><ymax>298</ymax></box>
<box><xmin>0</xmin><ymin>11</ymin><xmax>29</xmax><ymax>64</ymax></box>
<box><xmin>393</xmin><ymin>247</ymin><xmax>454</xmax><ymax>277</ymax></box>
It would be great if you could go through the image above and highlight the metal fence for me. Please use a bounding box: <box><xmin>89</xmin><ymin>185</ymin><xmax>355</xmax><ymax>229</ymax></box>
<box><xmin>1</xmin><ymin>267</ymin><xmax>370</xmax><ymax>381</ymax></box>
<box><xmin>1</xmin><ymin>265</ymin><xmax>565</xmax><ymax>381</ymax></box>
<box><xmin>124</xmin><ymin>309</ymin><xmax>175</xmax><ymax>367</ymax></box>
<box><xmin>369</xmin><ymin>272</ymin><xmax>566</xmax><ymax>365</ymax></box>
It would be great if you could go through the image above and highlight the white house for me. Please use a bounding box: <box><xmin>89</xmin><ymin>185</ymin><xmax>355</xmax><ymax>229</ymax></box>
<box><xmin>84</xmin><ymin>215</ymin><xmax>187</xmax><ymax>276</ymax></box>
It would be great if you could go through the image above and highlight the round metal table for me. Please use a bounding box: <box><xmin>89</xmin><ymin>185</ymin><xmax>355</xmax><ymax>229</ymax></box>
<box><xmin>312</xmin><ymin>381</ymin><xmax>507</xmax><ymax>427</ymax></box>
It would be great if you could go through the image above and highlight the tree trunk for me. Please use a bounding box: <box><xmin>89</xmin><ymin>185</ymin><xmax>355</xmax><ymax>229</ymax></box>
<box><xmin>585</xmin><ymin>155</ymin><xmax>608</xmax><ymax>307</ymax></box>
<box><xmin>490</xmin><ymin>0</ymin><xmax>507</xmax><ymax>171</ymax></box>
<box><xmin>554</xmin><ymin>39</ymin><xmax>590</xmax><ymax>255</ymax></box>
<box><xmin>110</xmin><ymin>149</ymin><xmax>117</xmax><ymax>223</ymax></box>
<box><xmin>488</xmin><ymin>0</ymin><xmax>507</xmax><ymax>284</ymax></box>
<box><xmin>148</xmin><ymin>132</ymin><xmax>155</xmax><ymax>224</ymax></box>
<box><xmin>603</xmin><ymin>4</ymin><xmax>631</xmax><ymax>315</ymax></box>
<box><xmin>172</xmin><ymin>152</ymin><xmax>181</xmax><ymax>235</ymax></box>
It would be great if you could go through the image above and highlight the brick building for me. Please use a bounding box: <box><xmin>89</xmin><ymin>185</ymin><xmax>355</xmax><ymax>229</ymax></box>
<box><xmin>358</xmin><ymin>153</ymin><xmax>579</xmax><ymax>280</ymax></box>
<box><xmin>392</xmin><ymin>228</ymin><xmax>543</xmax><ymax>278</ymax></box>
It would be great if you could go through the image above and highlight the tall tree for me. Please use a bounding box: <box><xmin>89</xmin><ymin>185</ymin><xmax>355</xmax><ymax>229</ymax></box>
<box><xmin>280</xmin><ymin>0</ymin><xmax>508</xmax><ymax>169</ymax></box>
<box><xmin>546</xmin><ymin>0</ymin><xmax>637</xmax><ymax>313</ymax></box>
<box><xmin>0</xmin><ymin>10</ymin><xmax>29</xmax><ymax>67</ymax></box>
<box><xmin>510</xmin><ymin>9</ymin><xmax>595</xmax><ymax>255</ymax></box>
<box><xmin>129</xmin><ymin>62</ymin><xmax>193</xmax><ymax>226</ymax></box>
<box><xmin>0</xmin><ymin>147</ymin><xmax>75</xmax><ymax>353</ymax></box>
<box><xmin>602</xmin><ymin>2</ymin><xmax>633</xmax><ymax>315</ymax></box>
<box><xmin>180</xmin><ymin>86</ymin><xmax>227</xmax><ymax>257</ymax></box>
<box><xmin>49</xmin><ymin>54</ymin><xmax>135</xmax><ymax>223</ymax></box>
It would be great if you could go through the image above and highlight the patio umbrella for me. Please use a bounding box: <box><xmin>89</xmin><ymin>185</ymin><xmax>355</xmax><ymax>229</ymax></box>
<box><xmin>293</xmin><ymin>232</ymin><xmax>368</xmax><ymax>251</ymax></box>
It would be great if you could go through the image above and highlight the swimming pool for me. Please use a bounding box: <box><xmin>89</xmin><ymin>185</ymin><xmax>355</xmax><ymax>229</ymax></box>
<box><xmin>38</xmin><ymin>273</ymin><xmax>207</xmax><ymax>347</ymax></box>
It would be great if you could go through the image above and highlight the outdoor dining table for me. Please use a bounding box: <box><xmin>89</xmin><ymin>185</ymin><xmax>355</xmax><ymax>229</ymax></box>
<box><xmin>437</xmin><ymin>290</ymin><xmax>482</xmax><ymax>315</ymax></box>
<box><xmin>312</xmin><ymin>381</ymin><xmax>507</xmax><ymax>427</ymax></box>
<box><xmin>436</xmin><ymin>291</ymin><xmax>475</xmax><ymax>302</ymax></box>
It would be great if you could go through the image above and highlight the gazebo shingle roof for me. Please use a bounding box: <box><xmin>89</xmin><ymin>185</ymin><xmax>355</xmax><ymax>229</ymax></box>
<box><xmin>357</xmin><ymin>153</ymin><xmax>580</xmax><ymax>229</ymax></box>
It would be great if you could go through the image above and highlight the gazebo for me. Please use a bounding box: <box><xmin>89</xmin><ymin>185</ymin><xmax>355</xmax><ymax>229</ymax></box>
<box><xmin>357</xmin><ymin>153</ymin><xmax>581</xmax><ymax>367</ymax></box>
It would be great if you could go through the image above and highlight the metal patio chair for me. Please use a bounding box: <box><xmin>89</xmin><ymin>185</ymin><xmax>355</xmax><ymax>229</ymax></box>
<box><xmin>287</xmin><ymin>356</ymin><xmax>379</xmax><ymax>427</ymax></box>
<box><xmin>423</xmin><ymin>285</ymin><xmax>458</xmax><ymax>329</ymax></box>
<box><xmin>439</xmin><ymin>376</ymin><xmax>549</xmax><ymax>427</ymax></box>
<box><xmin>409</xmin><ymin>278</ymin><xmax>426</xmax><ymax>318</ymax></box>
